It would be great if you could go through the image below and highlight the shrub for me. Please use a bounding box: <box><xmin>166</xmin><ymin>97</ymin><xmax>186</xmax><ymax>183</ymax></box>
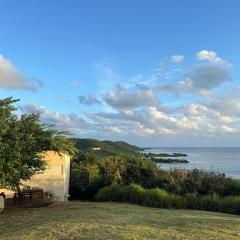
<box><xmin>218</xmin><ymin>196</ymin><xmax>240</xmax><ymax>215</ymax></box>
<box><xmin>95</xmin><ymin>184</ymin><xmax>139</xmax><ymax>202</ymax></box>
<box><xmin>45</xmin><ymin>191</ymin><xmax>56</xmax><ymax>201</ymax></box>
<box><xmin>69</xmin><ymin>178</ymin><xmax>106</xmax><ymax>200</ymax></box>
<box><xmin>185</xmin><ymin>194</ymin><xmax>202</xmax><ymax>210</ymax></box>
<box><xmin>228</xmin><ymin>179</ymin><xmax>240</xmax><ymax>196</ymax></box>
<box><xmin>95</xmin><ymin>184</ymin><xmax>185</xmax><ymax>209</ymax></box>
<box><xmin>163</xmin><ymin>169</ymin><xmax>239</xmax><ymax>197</ymax></box>
<box><xmin>95</xmin><ymin>184</ymin><xmax>240</xmax><ymax>215</ymax></box>
<box><xmin>201</xmin><ymin>195</ymin><xmax>220</xmax><ymax>212</ymax></box>
<box><xmin>126</xmin><ymin>184</ymin><xmax>146</xmax><ymax>204</ymax></box>
<box><xmin>97</xmin><ymin>155</ymin><xmax>161</xmax><ymax>188</ymax></box>
<box><xmin>185</xmin><ymin>195</ymin><xmax>240</xmax><ymax>214</ymax></box>
<box><xmin>71</xmin><ymin>151</ymin><xmax>240</xmax><ymax>199</ymax></box>
<box><xmin>121</xmin><ymin>157</ymin><xmax>160</xmax><ymax>188</ymax></box>
<box><xmin>142</xmin><ymin>188</ymin><xmax>169</xmax><ymax>208</ymax></box>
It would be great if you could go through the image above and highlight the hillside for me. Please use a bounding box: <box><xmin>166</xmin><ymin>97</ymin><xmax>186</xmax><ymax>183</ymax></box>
<box><xmin>1</xmin><ymin>202</ymin><xmax>240</xmax><ymax>240</ymax></box>
<box><xmin>72</xmin><ymin>138</ymin><xmax>143</xmax><ymax>156</ymax></box>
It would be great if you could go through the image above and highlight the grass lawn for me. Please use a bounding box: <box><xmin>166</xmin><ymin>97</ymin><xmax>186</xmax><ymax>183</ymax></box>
<box><xmin>1</xmin><ymin>201</ymin><xmax>240</xmax><ymax>240</ymax></box>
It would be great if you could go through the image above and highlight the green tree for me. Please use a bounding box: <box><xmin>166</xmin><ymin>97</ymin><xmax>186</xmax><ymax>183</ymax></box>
<box><xmin>97</xmin><ymin>155</ymin><xmax>161</xmax><ymax>188</ymax></box>
<box><xmin>0</xmin><ymin>97</ymin><xmax>75</xmax><ymax>193</ymax></box>
<box><xmin>0</xmin><ymin>97</ymin><xmax>19</xmax><ymax>190</ymax></box>
<box><xmin>98</xmin><ymin>156</ymin><xmax>124</xmax><ymax>185</ymax></box>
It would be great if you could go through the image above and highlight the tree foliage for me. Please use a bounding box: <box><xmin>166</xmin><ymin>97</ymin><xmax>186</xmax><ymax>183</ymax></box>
<box><xmin>0</xmin><ymin>97</ymin><xmax>75</xmax><ymax>192</ymax></box>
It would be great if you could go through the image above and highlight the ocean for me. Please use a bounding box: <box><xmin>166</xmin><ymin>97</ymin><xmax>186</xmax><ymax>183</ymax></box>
<box><xmin>144</xmin><ymin>147</ymin><xmax>240</xmax><ymax>179</ymax></box>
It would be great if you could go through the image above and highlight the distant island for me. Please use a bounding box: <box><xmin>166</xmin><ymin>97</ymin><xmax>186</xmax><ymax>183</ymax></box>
<box><xmin>142</xmin><ymin>152</ymin><xmax>187</xmax><ymax>157</ymax></box>
<box><xmin>141</xmin><ymin>152</ymin><xmax>189</xmax><ymax>163</ymax></box>
<box><xmin>150</xmin><ymin>158</ymin><xmax>190</xmax><ymax>164</ymax></box>
<box><xmin>72</xmin><ymin>138</ymin><xmax>189</xmax><ymax>164</ymax></box>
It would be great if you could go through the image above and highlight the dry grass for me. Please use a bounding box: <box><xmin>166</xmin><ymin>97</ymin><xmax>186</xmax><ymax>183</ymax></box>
<box><xmin>0</xmin><ymin>201</ymin><xmax>240</xmax><ymax>240</ymax></box>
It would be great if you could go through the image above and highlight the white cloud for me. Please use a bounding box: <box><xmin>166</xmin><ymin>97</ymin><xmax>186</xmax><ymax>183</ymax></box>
<box><xmin>20</xmin><ymin>97</ymin><xmax>239</xmax><ymax>140</ymax></box>
<box><xmin>157</xmin><ymin>62</ymin><xmax>231</xmax><ymax>99</ymax></box>
<box><xmin>104</xmin><ymin>85</ymin><xmax>160</xmax><ymax>110</ymax></box>
<box><xmin>0</xmin><ymin>53</ymin><xmax>42</xmax><ymax>91</ymax></box>
<box><xmin>92</xmin><ymin>99</ymin><xmax>240</xmax><ymax>138</ymax></box>
<box><xmin>170</xmin><ymin>55</ymin><xmax>184</xmax><ymax>63</ymax></box>
<box><xmin>177</xmin><ymin>117</ymin><xmax>199</xmax><ymax>130</ymax></box>
<box><xmin>221</xmin><ymin>125</ymin><xmax>235</xmax><ymax>133</ymax></box>
<box><xmin>20</xmin><ymin>104</ymin><xmax>89</xmax><ymax>134</ymax></box>
<box><xmin>132</xmin><ymin>123</ymin><xmax>156</xmax><ymax>136</ymax></box>
<box><xmin>219</xmin><ymin>116</ymin><xmax>233</xmax><ymax>124</ymax></box>
<box><xmin>86</xmin><ymin>55</ymin><xmax>239</xmax><ymax>141</ymax></box>
<box><xmin>79</xmin><ymin>94</ymin><xmax>101</xmax><ymax>105</ymax></box>
<box><xmin>196</xmin><ymin>50</ymin><xmax>222</xmax><ymax>63</ymax></box>
<box><xmin>196</xmin><ymin>50</ymin><xmax>232</xmax><ymax>68</ymax></box>
<box><xmin>186</xmin><ymin>63</ymin><xmax>230</xmax><ymax>90</ymax></box>
<box><xmin>210</xmin><ymin>96</ymin><xmax>240</xmax><ymax>115</ymax></box>
<box><xmin>108</xmin><ymin>126</ymin><xmax>124</xmax><ymax>135</ymax></box>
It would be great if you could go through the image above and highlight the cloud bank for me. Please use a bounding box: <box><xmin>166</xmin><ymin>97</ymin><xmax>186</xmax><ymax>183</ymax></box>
<box><xmin>18</xmin><ymin>50</ymin><xmax>240</xmax><ymax>145</ymax></box>
<box><xmin>0</xmin><ymin>53</ymin><xmax>42</xmax><ymax>91</ymax></box>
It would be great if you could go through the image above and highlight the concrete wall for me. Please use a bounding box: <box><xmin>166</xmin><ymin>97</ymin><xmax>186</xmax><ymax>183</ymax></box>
<box><xmin>0</xmin><ymin>151</ymin><xmax>71</xmax><ymax>201</ymax></box>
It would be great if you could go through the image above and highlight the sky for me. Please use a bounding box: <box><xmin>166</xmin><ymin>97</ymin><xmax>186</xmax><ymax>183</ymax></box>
<box><xmin>0</xmin><ymin>0</ymin><xmax>240</xmax><ymax>147</ymax></box>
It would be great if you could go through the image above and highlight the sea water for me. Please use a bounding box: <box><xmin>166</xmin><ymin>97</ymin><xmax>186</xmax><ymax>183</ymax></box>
<box><xmin>144</xmin><ymin>147</ymin><xmax>240</xmax><ymax>179</ymax></box>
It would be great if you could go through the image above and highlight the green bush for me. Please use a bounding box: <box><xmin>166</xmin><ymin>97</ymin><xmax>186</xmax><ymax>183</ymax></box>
<box><xmin>218</xmin><ymin>196</ymin><xmax>240</xmax><ymax>214</ymax></box>
<box><xmin>95</xmin><ymin>184</ymin><xmax>185</xmax><ymax>209</ymax></box>
<box><xmin>185</xmin><ymin>194</ymin><xmax>240</xmax><ymax>214</ymax></box>
<box><xmin>95</xmin><ymin>184</ymin><xmax>240</xmax><ymax>215</ymax></box>
<box><xmin>97</xmin><ymin>155</ymin><xmax>161</xmax><ymax>188</ymax></box>
<box><xmin>126</xmin><ymin>184</ymin><xmax>146</xmax><ymax>204</ymax></box>
<box><xmin>163</xmin><ymin>169</ymin><xmax>238</xmax><ymax>197</ymax></box>
<box><xmin>228</xmin><ymin>179</ymin><xmax>240</xmax><ymax>196</ymax></box>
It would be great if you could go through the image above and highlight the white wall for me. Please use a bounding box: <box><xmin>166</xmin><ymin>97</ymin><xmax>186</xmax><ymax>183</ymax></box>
<box><xmin>0</xmin><ymin>196</ymin><xmax>4</xmax><ymax>212</ymax></box>
<box><xmin>0</xmin><ymin>151</ymin><xmax>71</xmax><ymax>202</ymax></box>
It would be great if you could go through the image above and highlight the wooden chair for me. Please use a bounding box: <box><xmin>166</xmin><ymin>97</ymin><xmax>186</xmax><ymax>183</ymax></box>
<box><xmin>13</xmin><ymin>188</ymin><xmax>44</xmax><ymax>204</ymax></box>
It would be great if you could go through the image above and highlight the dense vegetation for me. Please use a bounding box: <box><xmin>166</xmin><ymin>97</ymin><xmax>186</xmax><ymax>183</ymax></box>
<box><xmin>72</xmin><ymin>138</ymin><xmax>143</xmax><ymax>157</ymax></box>
<box><xmin>70</xmin><ymin>147</ymin><xmax>240</xmax><ymax>215</ymax></box>
<box><xmin>96</xmin><ymin>184</ymin><xmax>240</xmax><ymax>215</ymax></box>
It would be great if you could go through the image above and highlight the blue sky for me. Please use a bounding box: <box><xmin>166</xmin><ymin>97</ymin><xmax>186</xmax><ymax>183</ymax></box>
<box><xmin>0</xmin><ymin>0</ymin><xmax>240</xmax><ymax>146</ymax></box>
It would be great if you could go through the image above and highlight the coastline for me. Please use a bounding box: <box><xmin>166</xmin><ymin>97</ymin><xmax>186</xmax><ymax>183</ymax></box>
<box><xmin>142</xmin><ymin>147</ymin><xmax>240</xmax><ymax>179</ymax></box>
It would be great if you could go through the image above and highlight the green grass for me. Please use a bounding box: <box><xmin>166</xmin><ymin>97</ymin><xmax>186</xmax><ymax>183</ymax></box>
<box><xmin>1</xmin><ymin>202</ymin><xmax>240</xmax><ymax>240</ymax></box>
